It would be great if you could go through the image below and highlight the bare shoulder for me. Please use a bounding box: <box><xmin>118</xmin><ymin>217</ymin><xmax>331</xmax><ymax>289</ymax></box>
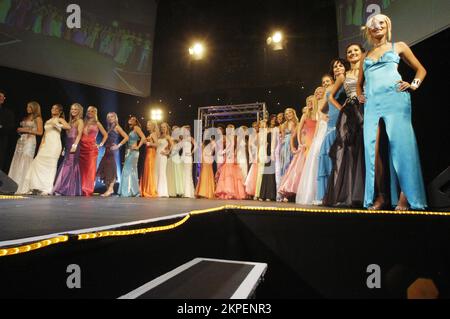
<box><xmin>335</xmin><ymin>73</ymin><xmax>346</xmax><ymax>82</ymax></box>
<box><xmin>395</xmin><ymin>41</ymin><xmax>409</xmax><ymax>52</ymax></box>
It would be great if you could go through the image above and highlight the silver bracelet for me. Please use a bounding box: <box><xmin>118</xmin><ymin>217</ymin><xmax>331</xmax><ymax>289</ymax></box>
<box><xmin>411</xmin><ymin>78</ymin><xmax>422</xmax><ymax>90</ymax></box>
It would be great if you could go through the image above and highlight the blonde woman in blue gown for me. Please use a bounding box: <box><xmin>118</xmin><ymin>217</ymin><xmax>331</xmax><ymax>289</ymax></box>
<box><xmin>358</xmin><ymin>14</ymin><xmax>427</xmax><ymax>210</ymax></box>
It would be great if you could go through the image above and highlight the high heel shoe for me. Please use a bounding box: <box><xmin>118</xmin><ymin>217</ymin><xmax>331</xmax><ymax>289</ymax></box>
<box><xmin>395</xmin><ymin>204</ymin><xmax>410</xmax><ymax>211</ymax></box>
<box><xmin>101</xmin><ymin>190</ymin><xmax>114</xmax><ymax>197</ymax></box>
<box><xmin>368</xmin><ymin>194</ymin><xmax>387</xmax><ymax>211</ymax></box>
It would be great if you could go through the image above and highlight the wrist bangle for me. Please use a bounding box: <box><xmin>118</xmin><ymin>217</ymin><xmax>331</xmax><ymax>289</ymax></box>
<box><xmin>411</xmin><ymin>78</ymin><xmax>421</xmax><ymax>90</ymax></box>
<box><xmin>72</xmin><ymin>144</ymin><xmax>78</xmax><ymax>148</ymax></box>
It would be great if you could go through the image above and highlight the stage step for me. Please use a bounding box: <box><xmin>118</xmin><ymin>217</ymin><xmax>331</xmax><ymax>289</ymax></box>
<box><xmin>119</xmin><ymin>258</ymin><xmax>267</xmax><ymax>299</ymax></box>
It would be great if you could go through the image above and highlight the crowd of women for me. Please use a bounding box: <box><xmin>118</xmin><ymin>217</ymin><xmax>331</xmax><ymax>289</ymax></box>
<box><xmin>5</xmin><ymin>14</ymin><xmax>428</xmax><ymax>210</ymax></box>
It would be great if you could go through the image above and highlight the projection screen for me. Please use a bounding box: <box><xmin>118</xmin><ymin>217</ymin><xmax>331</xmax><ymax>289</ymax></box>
<box><xmin>0</xmin><ymin>0</ymin><xmax>157</xmax><ymax>97</ymax></box>
<box><xmin>336</xmin><ymin>0</ymin><xmax>450</xmax><ymax>55</ymax></box>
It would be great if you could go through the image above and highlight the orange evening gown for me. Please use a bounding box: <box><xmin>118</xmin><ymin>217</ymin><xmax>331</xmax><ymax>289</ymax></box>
<box><xmin>196</xmin><ymin>143</ymin><xmax>216</xmax><ymax>199</ymax></box>
<box><xmin>140</xmin><ymin>145</ymin><xmax>158</xmax><ymax>197</ymax></box>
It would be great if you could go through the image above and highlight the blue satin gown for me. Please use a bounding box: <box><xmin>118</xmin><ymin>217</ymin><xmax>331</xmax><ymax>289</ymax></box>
<box><xmin>363</xmin><ymin>43</ymin><xmax>427</xmax><ymax>209</ymax></box>
<box><xmin>316</xmin><ymin>88</ymin><xmax>344</xmax><ymax>203</ymax></box>
<box><xmin>119</xmin><ymin>130</ymin><xmax>141</xmax><ymax>197</ymax></box>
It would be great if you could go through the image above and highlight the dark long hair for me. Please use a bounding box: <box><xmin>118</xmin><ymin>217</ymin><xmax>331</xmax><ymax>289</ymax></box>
<box><xmin>329</xmin><ymin>58</ymin><xmax>350</xmax><ymax>79</ymax></box>
<box><xmin>128</xmin><ymin>115</ymin><xmax>141</xmax><ymax>133</ymax></box>
<box><xmin>54</xmin><ymin>104</ymin><xmax>65</xmax><ymax>119</ymax></box>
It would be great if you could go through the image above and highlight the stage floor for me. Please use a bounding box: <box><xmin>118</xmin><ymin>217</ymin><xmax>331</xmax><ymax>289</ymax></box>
<box><xmin>0</xmin><ymin>196</ymin><xmax>324</xmax><ymax>246</ymax></box>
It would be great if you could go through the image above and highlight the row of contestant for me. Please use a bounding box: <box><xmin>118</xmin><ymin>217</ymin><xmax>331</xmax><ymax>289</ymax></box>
<box><xmin>8</xmin><ymin>103</ymin><xmax>129</xmax><ymax>196</ymax></box>
<box><xmin>7</xmin><ymin>14</ymin><xmax>427</xmax><ymax>209</ymax></box>
<box><xmin>223</xmin><ymin>14</ymin><xmax>427</xmax><ymax>210</ymax></box>
<box><xmin>275</xmin><ymin>14</ymin><xmax>427</xmax><ymax>210</ymax></box>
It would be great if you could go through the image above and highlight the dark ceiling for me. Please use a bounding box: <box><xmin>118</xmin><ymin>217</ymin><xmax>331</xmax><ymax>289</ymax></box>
<box><xmin>150</xmin><ymin>0</ymin><xmax>339</xmax><ymax>112</ymax></box>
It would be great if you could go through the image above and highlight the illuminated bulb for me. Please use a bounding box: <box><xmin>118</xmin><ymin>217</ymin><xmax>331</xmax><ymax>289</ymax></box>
<box><xmin>273</xmin><ymin>32</ymin><xmax>282</xmax><ymax>43</ymax></box>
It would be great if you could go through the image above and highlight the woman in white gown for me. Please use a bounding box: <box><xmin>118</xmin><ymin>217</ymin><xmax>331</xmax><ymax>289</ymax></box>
<box><xmin>9</xmin><ymin>101</ymin><xmax>43</xmax><ymax>194</ymax></box>
<box><xmin>296</xmin><ymin>80</ymin><xmax>333</xmax><ymax>205</ymax></box>
<box><xmin>21</xmin><ymin>104</ymin><xmax>68</xmax><ymax>195</ymax></box>
<box><xmin>236</xmin><ymin>126</ymin><xmax>248</xmax><ymax>181</ymax></box>
<box><xmin>180</xmin><ymin>125</ymin><xmax>197</xmax><ymax>199</ymax></box>
<box><xmin>155</xmin><ymin>122</ymin><xmax>171</xmax><ymax>198</ymax></box>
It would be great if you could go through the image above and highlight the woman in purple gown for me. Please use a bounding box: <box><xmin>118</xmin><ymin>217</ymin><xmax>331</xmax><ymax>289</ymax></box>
<box><xmin>53</xmin><ymin>103</ymin><xmax>84</xmax><ymax>196</ymax></box>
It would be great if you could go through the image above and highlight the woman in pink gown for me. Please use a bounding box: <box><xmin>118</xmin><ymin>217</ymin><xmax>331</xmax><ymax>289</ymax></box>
<box><xmin>215</xmin><ymin>125</ymin><xmax>246</xmax><ymax>200</ymax></box>
<box><xmin>278</xmin><ymin>97</ymin><xmax>318</xmax><ymax>200</ymax></box>
<box><xmin>79</xmin><ymin>106</ymin><xmax>108</xmax><ymax>196</ymax></box>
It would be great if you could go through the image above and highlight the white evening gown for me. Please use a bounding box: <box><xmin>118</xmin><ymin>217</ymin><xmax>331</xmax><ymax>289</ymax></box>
<box><xmin>21</xmin><ymin>119</ymin><xmax>62</xmax><ymax>194</ymax></box>
<box><xmin>296</xmin><ymin>120</ymin><xmax>328</xmax><ymax>205</ymax></box>
<box><xmin>8</xmin><ymin>120</ymin><xmax>37</xmax><ymax>194</ymax></box>
<box><xmin>181</xmin><ymin>139</ymin><xmax>195</xmax><ymax>198</ymax></box>
<box><xmin>155</xmin><ymin>138</ymin><xmax>169</xmax><ymax>198</ymax></box>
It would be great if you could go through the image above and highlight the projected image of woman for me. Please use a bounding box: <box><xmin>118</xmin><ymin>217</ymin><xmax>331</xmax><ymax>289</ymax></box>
<box><xmin>0</xmin><ymin>0</ymin><xmax>12</xmax><ymax>24</ymax></box>
<box><xmin>118</xmin><ymin>116</ymin><xmax>146</xmax><ymax>197</ymax></box>
<box><xmin>53</xmin><ymin>103</ymin><xmax>84</xmax><ymax>196</ymax></box>
<box><xmin>9</xmin><ymin>101</ymin><xmax>43</xmax><ymax>194</ymax></box>
<box><xmin>358</xmin><ymin>14</ymin><xmax>427</xmax><ymax>210</ymax></box>
<box><xmin>97</xmin><ymin>112</ymin><xmax>129</xmax><ymax>197</ymax></box>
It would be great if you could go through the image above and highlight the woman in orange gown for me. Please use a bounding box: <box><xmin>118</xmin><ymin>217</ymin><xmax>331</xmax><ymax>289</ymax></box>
<box><xmin>79</xmin><ymin>106</ymin><xmax>108</xmax><ymax>196</ymax></box>
<box><xmin>196</xmin><ymin>138</ymin><xmax>216</xmax><ymax>199</ymax></box>
<box><xmin>140</xmin><ymin>120</ymin><xmax>159</xmax><ymax>198</ymax></box>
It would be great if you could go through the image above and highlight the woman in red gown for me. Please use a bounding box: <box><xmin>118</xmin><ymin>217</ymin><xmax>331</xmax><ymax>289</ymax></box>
<box><xmin>79</xmin><ymin>106</ymin><xmax>108</xmax><ymax>196</ymax></box>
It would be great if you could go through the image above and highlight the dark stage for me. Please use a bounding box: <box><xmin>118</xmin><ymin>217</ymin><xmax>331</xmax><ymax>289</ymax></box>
<box><xmin>0</xmin><ymin>196</ymin><xmax>449</xmax><ymax>299</ymax></box>
<box><xmin>0</xmin><ymin>196</ymin><xmax>310</xmax><ymax>245</ymax></box>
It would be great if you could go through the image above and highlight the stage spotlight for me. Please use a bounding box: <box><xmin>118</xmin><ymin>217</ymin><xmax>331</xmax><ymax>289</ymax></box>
<box><xmin>150</xmin><ymin>109</ymin><xmax>163</xmax><ymax>122</ymax></box>
<box><xmin>267</xmin><ymin>31</ymin><xmax>285</xmax><ymax>51</ymax></box>
<box><xmin>189</xmin><ymin>42</ymin><xmax>205</xmax><ymax>60</ymax></box>
<box><xmin>272</xmin><ymin>32</ymin><xmax>283</xmax><ymax>43</ymax></box>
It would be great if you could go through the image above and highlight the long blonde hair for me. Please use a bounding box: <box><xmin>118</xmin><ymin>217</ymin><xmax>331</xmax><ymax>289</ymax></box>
<box><xmin>106</xmin><ymin>112</ymin><xmax>118</xmax><ymax>131</ymax></box>
<box><xmin>160</xmin><ymin>122</ymin><xmax>171</xmax><ymax>137</ymax></box>
<box><xmin>70</xmin><ymin>103</ymin><xmax>84</xmax><ymax>123</ymax></box>
<box><xmin>304</xmin><ymin>95</ymin><xmax>317</xmax><ymax>120</ymax></box>
<box><xmin>282</xmin><ymin>107</ymin><xmax>299</xmax><ymax>133</ymax></box>
<box><xmin>363</xmin><ymin>14</ymin><xmax>392</xmax><ymax>46</ymax></box>
<box><xmin>84</xmin><ymin>106</ymin><xmax>98</xmax><ymax>126</ymax></box>
<box><xmin>284</xmin><ymin>107</ymin><xmax>299</xmax><ymax>124</ymax></box>
<box><xmin>27</xmin><ymin>101</ymin><xmax>42</xmax><ymax>120</ymax></box>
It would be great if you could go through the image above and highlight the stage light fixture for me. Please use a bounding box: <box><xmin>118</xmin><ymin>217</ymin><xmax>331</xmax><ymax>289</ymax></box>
<box><xmin>189</xmin><ymin>42</ymin><xmax>205</xmax><ymax>60</ymax></box>
<box><xmin>267</xmin><ymin>31</ymin><xmax>285</xmax><ymax>51</ymax></box>
<box><xmin>273</xmin><ymin>32</ymin><xmax>283</xmax><ymax>43</ymax></box>
<box><xmin>150</xmin><ymin>109</ymin><xmax>163</xmax><ymax>122</ymax></box>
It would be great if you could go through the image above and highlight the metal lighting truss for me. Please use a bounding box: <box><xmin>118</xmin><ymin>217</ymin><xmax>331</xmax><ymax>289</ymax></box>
<box><xmin>197</xmin><ymin>103</ymin><xmax>267</xmax><ymax>128</ymax></box>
